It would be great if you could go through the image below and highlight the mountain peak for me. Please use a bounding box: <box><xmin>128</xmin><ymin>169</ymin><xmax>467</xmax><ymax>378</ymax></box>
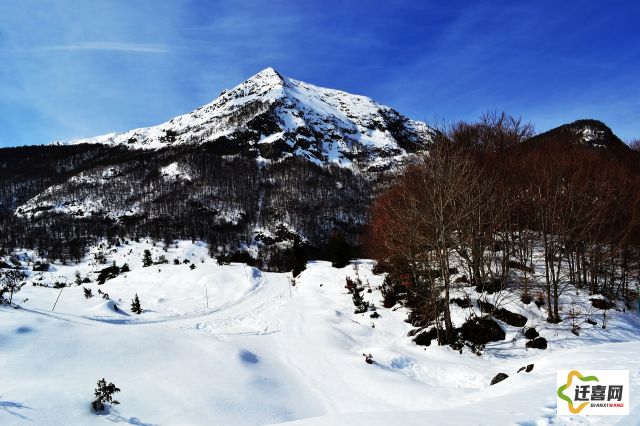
<box><xmin>66</xmin><ymin>69</ymin><xmax>434</xmax><ymax>171</ymax></box>
<box><xmin>253</xmin><ymin>66</ymin><xmax>283</xmax><ymax>79</ymax></box>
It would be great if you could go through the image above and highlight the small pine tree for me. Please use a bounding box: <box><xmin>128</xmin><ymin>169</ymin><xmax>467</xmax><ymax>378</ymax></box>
<box><xmin>83</xmin><ymin>287</ymin><xmax>93</xmax><ymax>299</ymax></box>
<box><xmin>142</xmin><ymin>250</ymin><xmax>153</xmax><ymax>268</ymax></box>
<box><xmin>92</xmin><ymin>378</ymin><xmax>120</xmax><ymax>412</ymax></box>
<box><xmin>131</xmin><ymin>294</ymin><xmax>142</xmax><ymax>314</ymax></box>
<box><xmin>190</xmin><ymin>263</ymin><xmax>196</xmax><ymax>270</ymax></box>
<box><xmin>352</xmin><ymin>288</ymin><xmax>368</xmax><ymax>314</ymax></box>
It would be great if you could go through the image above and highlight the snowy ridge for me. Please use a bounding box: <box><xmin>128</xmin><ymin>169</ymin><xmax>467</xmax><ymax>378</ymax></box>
<box><xmin>62</xmin><ymin>67</ymin><xmax>433</xmax><ymax>170</ymax></box>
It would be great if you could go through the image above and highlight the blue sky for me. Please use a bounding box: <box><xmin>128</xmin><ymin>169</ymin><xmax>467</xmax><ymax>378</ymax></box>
<box><xmin>1</xmin><ymin>0</ymin><xmax>638</xmax><ymax>147</ymax></box>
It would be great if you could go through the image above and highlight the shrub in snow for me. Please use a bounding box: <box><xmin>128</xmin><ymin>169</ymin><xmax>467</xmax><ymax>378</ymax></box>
<box><xmin>92</xmin><ymin>378</ymin><xmax>120</xmax><ymax>413</ymax></box>
<box><xmin>97</xmin><ymin>264</ymin><xmax>120</xmax><ymax>285</ymax></box>
<box><xmin>131</xmin><ymin>294</ymin><xmax>142</xmax><ymax>314</ymax></box>
<box><xmin>173</xmin><ymin>258</ymin><xmax>180</xmax><ymax>265</ymax></box>
<box><xmin>93</xmin><ymin>250</ymin><xmax>108</xmax><ymax>265</ymax></box>
<box><xmin>32</xmin><ymin>261</ymin><xmax>50</xmax><ymax>272</ymax></box>
<box><xmin>83</xmin><ymin>287</ymin><xmax>93</xmax><ymax>299</ymax></box>
<box><xmin>190</xmin><ymin>263</ymin><xmax>196</xmax><ymax>270</ymax></box>
<box><xmin>120</xmin><ymin>263</ymin><xmax>130</xmax><ymax>273</ymax></box>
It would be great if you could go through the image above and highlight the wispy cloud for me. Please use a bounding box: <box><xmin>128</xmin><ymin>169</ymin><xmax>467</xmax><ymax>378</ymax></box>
<box><xmin>30</xmin><ymin>41</ymin><xmax>172</xmax><ymax>54</ymax></box>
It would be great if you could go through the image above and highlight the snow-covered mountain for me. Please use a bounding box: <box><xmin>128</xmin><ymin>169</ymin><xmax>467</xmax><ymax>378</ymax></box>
<box><xmin>64</xmin><ymin>67</ymin><xmax>433</xmax><ymax>171</ymax></box>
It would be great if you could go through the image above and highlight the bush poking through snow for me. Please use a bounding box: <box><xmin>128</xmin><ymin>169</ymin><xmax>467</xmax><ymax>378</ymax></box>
<box><xmin>92</xmin><ymin>378</ymin><xmax>120</xmax><ymax>413</ymax></box>
<box><xmin>83</xmin><ymin>287</ymin><xmax>93</xmax><ymax>299</ymax></box>
<box><xmin>131</xmin><ymin>294</ymin><xmax>142</xmax><ymax>314</ymax></box>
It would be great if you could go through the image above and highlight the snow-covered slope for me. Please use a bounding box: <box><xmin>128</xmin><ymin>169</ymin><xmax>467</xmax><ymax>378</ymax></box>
<box><xmin>63</xmin><ymin>68</ymin><xmax>433</xmax><ymax>170</ymax></box>
<box><xmin>2</xmin><ymin>240</ymin><xmax>639</xmax><ymax>425</ymax></box>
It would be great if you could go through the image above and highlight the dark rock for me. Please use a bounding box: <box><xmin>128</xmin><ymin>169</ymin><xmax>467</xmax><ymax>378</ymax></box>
<box><xmin>524</xmin><ymin>328</ymin><xmax>539</xmax><ymax>340</ymax></box>
<box><xmin>460</xmin><ymin>317</ymin><xmax>505</xmax><ymax>345</ymax></box>
<box><xmin>478</xmin><ymin>300</ymin><xmax>528</xmax><ymax>327</ymax></box>
<box><xmin>490</xmin><ymin>372</ymin><xmax>509</xmax><ymax>385</ymax></box>
<box><xmin>586</xmin><ymin>318</ymin><xmax>597</xmax><ymax>325</ymax></box>
<box><xmin>477</xmin><ymin>300</ymin><xmax>496</xmax><ymax>312</ymax></box>
<box><xmin>451</xmin><ymin>297</ymin><xmax>472</xmax><ymax>308</ymax></box>
<box><xmin>590</xmin><ymin>298</ymin><xmax>615</xmax><ymax>310</ymax></box>
<box><xmin>413</xmin><ymin>327</ymin><xmax>438</xmax><ymax>346</ymax></box>
<box><xmin>454</xmin><ymin>275</ymin><xmax>468</xmax><ymax>284</ymax></box>
<box><xmin>475</xmin><ymin>278</ymin><xmax>504</xmax><ymax>294</ymax></box>
<box><xmin>526</xmin><ymin>337</ymin><xmax>547</xmax><ymax>350</ymax></box>
<box><xmin>370</xmin><ymin>312</ymin><xmax>380</xmax><ymax>319</ymax></box>
<box><xmin>517</xmin><ymin>364</ymin><xmax>534</xmax><ymax>373</ymax></box>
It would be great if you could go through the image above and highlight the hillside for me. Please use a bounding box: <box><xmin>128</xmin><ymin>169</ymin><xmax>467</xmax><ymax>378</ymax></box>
<box><xmin>0</xmin><ymin>69</ymin><xmax>437</xmax><ymax>263</ymax></box>
<box><xmin>1</xmin><ymin>239</ymin><xmax>639</xmax><ymax>425</ymax></box>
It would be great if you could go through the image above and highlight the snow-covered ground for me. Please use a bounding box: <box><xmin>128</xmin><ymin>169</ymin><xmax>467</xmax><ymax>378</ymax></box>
<box><xmin>1</xmin><ymin>240</ymin><xmax>639</xmax><ymax>425</ymax></box>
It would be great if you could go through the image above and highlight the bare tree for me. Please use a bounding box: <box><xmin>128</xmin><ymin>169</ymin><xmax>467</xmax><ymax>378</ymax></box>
<box><xmin>1</xmin><ymin>269</ymin><xmax>26</xmax><ymax>305</ymax></box>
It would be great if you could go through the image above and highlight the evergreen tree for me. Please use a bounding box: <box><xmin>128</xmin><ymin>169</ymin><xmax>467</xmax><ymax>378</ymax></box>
<box><xmin>83</xmin><ymin>287</ymin><xmax>93</xmax><ymax>299</ymax></box>
<box><xmin>142</xmin><ymin>250</ymin><xmax>153</xmax><ymax>267</ymax></box>
<box><xmin>92</xmin><ymin>378</ymin><xmax>120</xmax><ymax>412</ymax></box>
<box><xmin>131</xmin><ymin>293</ymin><xmax>142</xmax><ymax>314</ymax></box>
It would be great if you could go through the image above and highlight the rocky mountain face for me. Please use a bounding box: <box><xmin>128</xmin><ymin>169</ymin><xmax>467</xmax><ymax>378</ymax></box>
<box><xmin>0</xmin><ymin>68</ymin><xmax>433</xmax><ymax>263</ymax></box>
<box><xmin>64</xmin><ymin>67</ymin><xmax>433</xmax><ymax>172</ymax></box>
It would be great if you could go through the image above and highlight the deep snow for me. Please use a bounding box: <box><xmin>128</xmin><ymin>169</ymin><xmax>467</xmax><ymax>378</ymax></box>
<box><xmin>1</xmin><ymin>240</ymin><xmax>639</xmax><ymax>425</ymax></box>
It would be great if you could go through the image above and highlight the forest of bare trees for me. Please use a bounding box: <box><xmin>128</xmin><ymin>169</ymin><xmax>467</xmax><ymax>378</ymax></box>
<box><xmin>368</xmin><ymin>113</ymin><xmax>640</xmax><ymax>344</ymax></box>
